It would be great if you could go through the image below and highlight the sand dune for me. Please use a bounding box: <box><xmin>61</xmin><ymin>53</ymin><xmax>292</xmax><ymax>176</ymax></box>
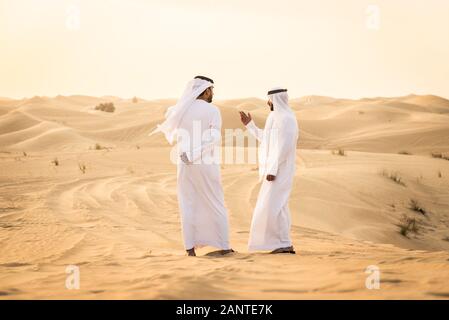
<box><xmin>1</xmin><ymin>94</ymin><xmax>449</xmax><ymax>299</ymax></box>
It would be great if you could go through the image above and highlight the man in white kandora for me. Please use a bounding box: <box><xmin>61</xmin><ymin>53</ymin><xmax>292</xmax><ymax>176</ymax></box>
<box><xmin>150</xmin><ymin>76</ymin><xmax>233</xmax><ymax>257</ymax></box>
<box><xmin>239</xmin><ymin>87</ymin><xmax>298</xmax><ymax>254</ymax></box>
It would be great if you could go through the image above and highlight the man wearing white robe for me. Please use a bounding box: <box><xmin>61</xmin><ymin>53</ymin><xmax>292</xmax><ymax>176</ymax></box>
<box><xmin>151</xmin><ymin>76</ymin><xmax>233</xmax><ymax>256</ymax></box>
<box><xmin>239</xmin><ymin>88</ymin><xmax>298</xmax><ymax>254</ymax></box>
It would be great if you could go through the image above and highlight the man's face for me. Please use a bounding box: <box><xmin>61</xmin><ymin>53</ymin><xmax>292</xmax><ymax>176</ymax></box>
<box><xmin>267</xmin><ymin>99</ymin><xmax>273</xmax><ymax>111</ymax></box>
<box><xmin>206</xmin><ymin>87</ymin><xmax>214</xmax><ymax>103</ymax></box>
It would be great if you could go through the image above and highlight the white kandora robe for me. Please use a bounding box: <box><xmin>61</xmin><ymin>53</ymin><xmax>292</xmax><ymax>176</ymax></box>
<box><xmin>246</xmin><ymin>89</ymin><xmax>299</xmax><ymax>251</ymax></box>
<box><xmin>150</xmin><ymin>78</ymin><xmax>230</xmax><ymax>250</ymax></box>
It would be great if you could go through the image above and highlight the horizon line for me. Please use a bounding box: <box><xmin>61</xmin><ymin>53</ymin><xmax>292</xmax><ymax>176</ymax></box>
<box><xmin>1</xmin><ymin>93</ymin><xmax>448</xmax><ymax>103</ymax></box>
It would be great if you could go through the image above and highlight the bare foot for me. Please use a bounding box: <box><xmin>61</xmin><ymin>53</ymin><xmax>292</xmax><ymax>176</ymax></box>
<box><xmin>186</xmin><ymin>248</ymin><xmax>196</xmax><ymax>256</ymax></box>
<box><xmin>270</xmin><ymin>246</ymin><xmax>295</xmax><ymax>254</ymax></box>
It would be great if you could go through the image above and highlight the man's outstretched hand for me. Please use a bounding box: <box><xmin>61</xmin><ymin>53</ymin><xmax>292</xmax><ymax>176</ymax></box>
<box><xmin>180</xmin><ymin>152</ymin><xmax>192</xmax><ymax>165</ymax></box>
<box><xmin>266</xmin><ymin>175</ymin><xmax>276</xmax><ymax>182</ymax></box>
<box><xmin>239</xmin><ymin>111</ymin><xmax>252</xmax><ymax>126</ymax></box>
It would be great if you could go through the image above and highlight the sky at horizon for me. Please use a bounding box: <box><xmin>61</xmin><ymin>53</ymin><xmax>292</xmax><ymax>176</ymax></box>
<box><xmin>1</xmin><ymin>0</ymin><xmax>448</xmax><ymax>100</ymax></box>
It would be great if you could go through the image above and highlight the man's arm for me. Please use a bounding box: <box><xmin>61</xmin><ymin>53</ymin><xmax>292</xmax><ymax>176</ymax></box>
<box><xmin>182</xmin><ymin>109</ymin><xmax>222</xmax><ymax>164</ymax></box>
<box><xmin>246</xmin><ymin>120</ymin><xmax>264</xmax><ymax>142</ymax></box>
<box><xmin>239</xmin><ymin>111</ymin><xmax>263</xmax><ymax>142</ymax></box>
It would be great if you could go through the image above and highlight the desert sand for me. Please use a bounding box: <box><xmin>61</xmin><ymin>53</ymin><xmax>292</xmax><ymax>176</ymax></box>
<box><xmin>1</xmin><ymin>94</ymin><xmax>449</xmax><ymax>299</ymax></box>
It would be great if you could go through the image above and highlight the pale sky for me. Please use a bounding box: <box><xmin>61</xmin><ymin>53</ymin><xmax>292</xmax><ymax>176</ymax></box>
<box><xmin>1</xmin><ymin>0</ymin><xmax>448</xmax><ymax>100</ymax></box>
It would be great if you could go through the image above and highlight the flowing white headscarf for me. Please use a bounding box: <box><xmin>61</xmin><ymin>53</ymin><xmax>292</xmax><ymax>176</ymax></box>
<box><xmin>149</xmin><ymin>78</ymin><xmax>213</xmax><ymax>144</ymax></box>
<box><xmin>258</xmin><ymin>87</ymin><xmax>296</xmax><ymax>179</ymax></box>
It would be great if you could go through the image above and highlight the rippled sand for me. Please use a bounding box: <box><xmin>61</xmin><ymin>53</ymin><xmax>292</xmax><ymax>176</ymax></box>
<box><xmin>1</xmin><ymin>95</ymin><xmax>449</xmax><ymax>299</ymax></box>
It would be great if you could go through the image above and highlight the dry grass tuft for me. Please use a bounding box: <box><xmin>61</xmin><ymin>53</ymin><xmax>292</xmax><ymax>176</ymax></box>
<box><xmin>409</xmin><ymin>199</ymin><xmax>426</xmax><ymax>215</ymax></box>
<box><xmin>398</xmin><ymin>215</ymin><xmax>419</xmax><ymax>237</ymax></box>
<box><xmin>332</xmin><ymin>149</ymin><xmax>346</xmax><ymax>156</ymax></box>
<box><xmin>381</xmin><ymin>170</ymin><xmax>406</xmax><ymax>186</ymax></box>
<box><xmin>431</xmin><ymin>152</ymin><xmax>449</xmax><ymax>161</ymax></box>
<box><xmin>78</xmin><ymin>162</ymin><xmax>87</xmax><ymax>174</ymax></box>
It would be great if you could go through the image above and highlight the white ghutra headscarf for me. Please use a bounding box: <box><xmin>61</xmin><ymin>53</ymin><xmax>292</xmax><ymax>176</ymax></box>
<box><xmin>150</xmin><ymin>77</ymin><xmax>213</xmax><ymax>144</ymax></box>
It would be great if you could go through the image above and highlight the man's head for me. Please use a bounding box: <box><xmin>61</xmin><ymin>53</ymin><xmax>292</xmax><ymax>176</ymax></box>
<box><xmin>195</xmin><ymin>75</ymin><xmax>214</xmax><ymax>103</ymax></box>
<box><xmin>267</xmin><ymin>88</ymin><xmax>288</xmax><ymax>112</ymax></box>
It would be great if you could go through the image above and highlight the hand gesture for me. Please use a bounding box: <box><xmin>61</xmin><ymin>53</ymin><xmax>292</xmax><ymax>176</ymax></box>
<box><xmin>180</xmin><ymin>152</ymin><xmax>192</xmax><ymax>165</ymax></box>
<box><xmin>239</xmin><ymin>111</ymin><xmax>252</xmax><ymax>126</ymax></box>
<box><xmin>266</xmin><ymin>175</ymin><xmax>276</xmax><ymax>182</ymax></box>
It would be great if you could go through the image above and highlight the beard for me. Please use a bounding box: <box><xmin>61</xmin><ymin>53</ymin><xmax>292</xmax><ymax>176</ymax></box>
<box><xmin>207</xmin><ymin>96</ymin><xmax>213</xmax><ymax>103</ymax></box>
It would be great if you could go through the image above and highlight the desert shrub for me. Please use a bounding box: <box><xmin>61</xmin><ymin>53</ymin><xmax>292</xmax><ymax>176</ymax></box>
<box><xmin>94</xmin><ymin>143</ymin><xmax>105</xmax><ymax>150</ymax></box>
<box><xmin>409</xmin><ymin>199</ymin><xmax>426</xmax><ymax>215</ymax></box>
<box><xmin>431</xmin><ymin>152</ymin><xmax>449</xmax><ymax>161</ymax></box>
<box><xmin>331</xmin><ymin>149</ymin><xmax>346</xmax><ymax>156</ymax></box>
<box><xmin>398</xmin><ymin>215</ymin><xmax>419</xmax><ymax>237</ymax></box>
<box><xmin>95</xmin><ymin>102</ymin><xmax>115</xmax><ymax>113</ymax></box>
